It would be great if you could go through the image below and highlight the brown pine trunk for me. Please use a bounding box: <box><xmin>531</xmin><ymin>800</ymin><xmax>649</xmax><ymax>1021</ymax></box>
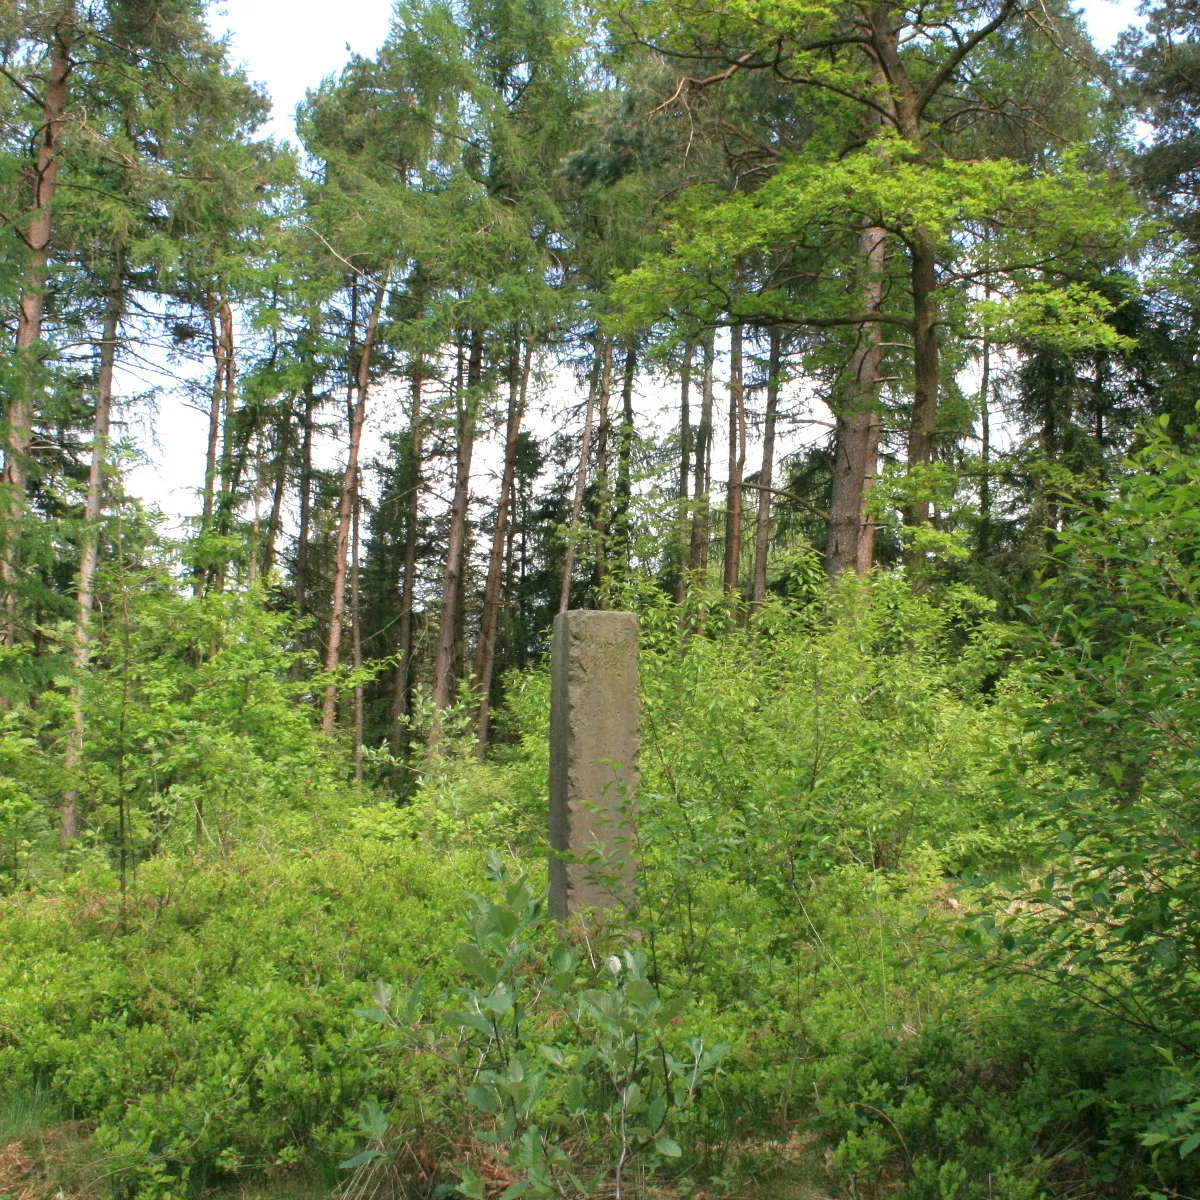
<box><xmin>828</xmin><ymin>224</ymin><xmax>887</xmax><ymax>576</ymax></box>
<box><xmin>351</xmin><ymin>475</ymin><xmax>364</xmax><ymax>782</ymax></box>
<box><xmin>390</xmin><ymin>363</ymin><xmax>425</xmax><ymax>749</ymax></box>
<box><xmin>592</xmin><ymin>342</ymin><xmax>615</xmax><ymax>594</ymax></box>
<box><xmin>613</xmin><ymin>341</ymin><xmax>638</xmax><ymax>575</ymax></box>
<box><xmin>295</xmin><ymin>378</ymin><xmax>316</xmax><ymax>617</ymax></box>
<box><xmin>322</xmin><ymin>279</ymin><xmax>387</xmax><ymax>734</ymax></box>
<box><xmin>4</xmin><ymin>26</ymin><xmax>73</xmax><ymax>641</ymax></box>
<box><xmin>196</xmin><ymin>299</ymin><xmax>231</xmax><ymax>596</ymax></box>
<box><xmin>61</xmin><ymin>262</ymin><xmax>122</xmax><ymax>844</ymax></box>
<box><xmin>474</xmin><ymin>339</ymin><xmax>532</xmax><ymax>751</ymax></box>
<box><xmin>723</xmin><ymin>323</ymin><xmax>746</xmax><ymax>595</ymax></box>
<box><xmin>689</xmin><ymin>335</ymin><xmax>716</xmax><ymax>577</ymax></box>
<box><xmin>261</xmin><ymin>393</ymin><xmax>295</xmax><ymax>579</ymax></box>
<box><xmin>212</xmin><ymin>301</ymin><xmax>237</xmax><ymax>592</ymax></box>
<box><xmin>559</xmin><ymin>342</ymin><xmax>603</xmax><ymax>614</ymax></box>
<box><xmin>752</xmin><ymin>329</ymin><xmax>781</xmax><ymax>610</ymax></box>
<box><xmin>906</xmin><ymin>230</ymin><xmax>940</xmax><ymax>524</ymax></box>
<box><xmin>674</xmin><ymin>342</ymin><xmax>694</xmax><ymax>604</ymax></box>
<box><xmin>978</xmin><ymin>331</ymin><xmax>992</xmax><ymax>557</ymax></box>
<box><xmin>431</xmin><ymin>331</ymin><xmax>484</xmax><ymax>713</ymax></box>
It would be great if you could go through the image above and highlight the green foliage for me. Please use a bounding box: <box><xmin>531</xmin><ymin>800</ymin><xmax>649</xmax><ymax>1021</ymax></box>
<box><xmin>356</xmin><ymin>853</ymin><xmax>728</xmax><ymax>1200</ymax></box>
<box><xmin>0</xmin><ymin>839</ymin><xmax>472</xmax><ymax>1198</ymax></box>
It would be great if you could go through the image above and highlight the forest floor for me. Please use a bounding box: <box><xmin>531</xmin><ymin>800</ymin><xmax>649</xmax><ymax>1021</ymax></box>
<box><xmin>0</xmin><ymin>1116</ymin><xmax>830</xmax><ymax>1200</ymax></box>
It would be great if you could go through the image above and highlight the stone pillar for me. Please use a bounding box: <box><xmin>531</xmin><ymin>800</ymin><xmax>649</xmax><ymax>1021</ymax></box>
<box><xmin>548</xmin><ymin>610</ymin><xmax>639</xmax><ymax>920</ymax></box>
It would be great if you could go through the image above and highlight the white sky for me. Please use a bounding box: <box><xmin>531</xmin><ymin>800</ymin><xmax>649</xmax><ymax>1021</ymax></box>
<box><xmin>124</xmin><ymin>0</ymin><xmax>1147</xmax><ymax>524</ymax></box>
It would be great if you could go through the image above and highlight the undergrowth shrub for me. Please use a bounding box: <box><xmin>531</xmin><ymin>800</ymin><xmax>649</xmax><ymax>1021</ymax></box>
<box><xmin>0</xmin><ymin>840</ymin><xmax>473</xmax><ymax>1199</ymax></box>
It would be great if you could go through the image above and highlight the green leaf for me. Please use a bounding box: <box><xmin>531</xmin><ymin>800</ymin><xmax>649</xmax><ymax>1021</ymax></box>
<box><xmin>456</xmin><ymin>1167</ymin><xmax>486</xmax><ymax>1199</ymax></box>
<box><xmin>466</xmin><ymin>1084</ymin><xmax>501</xmax><ymax>1114</ymax></box>
<box><xmin>339</xmin><ymin>1149</ymin><xmax>383</xmax><ymax>1171</ymax></box>
<box><xmin>655</xmin><ymin>1138</ymin><xmax>683</xmax><ymax>1158</ymax></box>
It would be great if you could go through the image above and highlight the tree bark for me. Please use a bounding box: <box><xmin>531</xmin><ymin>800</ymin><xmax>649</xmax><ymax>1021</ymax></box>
<box><xmin>351</xmin><ymin>473</ymin><xmax>364</xmax><ymax>781</ymax></box>
<box><xmin>828</xmin><ymin>224</ymin><xmax>887</xmax><ymax>576</ymax></box>
<box><xmin>559</xmin><ymin>342</ymin><xmax>602</xmax><ymax>614</ymax></box>
<box><xmin>674</xmin><ymin>342</ymin><xmax>694</xmax><ymax>604</ymax></box>
<box><xmin>591</xmin><ymin>341</ymin><xmax>615</xmax><ymax>594</ymax></box>
<box><xmin>431</xmin><ymin>331</ymin><xmax>484</xmax><ymax>713</ymax></box>
<box><xmin>390</xmin><ymin>362</ymin><xmax>425</xmax><ymax>749</ymax></box>
<box><xmin>212</xmin><ymin>301</ymin><xmax>238</xmax><ymax>592</ymax></box>
<box><xmin>261</xmin><ymin>393</ymin><xmax>295</xmax><ymax>579</ymax></box>
<box><xmin>978</xmin><ymin>333</ymin><xmax>991</xmax><ymax>556</ymax></box>
<box><xmin>196</xmin><ymin>299</ymin><xmax>233</xmax><ymax>596</ymax></box>
<box><xmin>61</xmin><ymin>261</ymin><xmax>122</xmax><ymax>844</ymax></box>
<box><xmin>2</xmin><ymin>20</ymin><xmax>73</xmax><ymax>643</ymax></box>
<box><xmin>322</xmin><ymin>279</ymin><xmax>387</xmax><ymax>734</ymax></box>
<box><xmin>613</xmin><ymin>341</ymin><xmax>638</xmax><ymax>576</ymax></box>
<box><xmin>295</xmin><ymin>377</ymin><xmax>316</xmax><ymax>617</ymax></box>
<box><xmin>752</xmin><ymin>328</ymin><xmax>781</xmax><ymax>610</ymax></box>
<box><xmin>475</xmin><ymin>338</ymin><xmax>532</xmax><ymax>751</ymax></box>
<box><xmin>689</xmin><ymin>334</ymin><xmax>716</xmax><ymax>577</ymax></box>
<box><xmin>905</xmin><ymin>229</ymin><xmax>940</xmax><ymax>524</ymax></box>
<box><xmin>723</xmin><ymin>322</ymin><xmax>746</xmax><ymax>595</ymax></box>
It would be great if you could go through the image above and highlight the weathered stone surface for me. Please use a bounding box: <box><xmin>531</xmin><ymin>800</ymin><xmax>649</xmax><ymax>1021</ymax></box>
<box><xmin>548</xmin><ymin>610</ymin><xmax>639</xmax><ymax>920</ymax></box>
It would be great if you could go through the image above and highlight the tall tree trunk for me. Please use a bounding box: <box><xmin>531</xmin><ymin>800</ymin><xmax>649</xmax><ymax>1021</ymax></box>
<box><xmin>247</xmin><ymin>458</ymin><xmax>263</xmax><ymax>588</ymax></box>
<box><xmin>61</xmin><ymin>261</ymin><xmax>122</xmax><ymax>844</ymax></box>
<box><xmin>475</xmin><ymin>338</ymin><xmax>532</xmax><ymax>751</ymax></box>
<box><xmin>723</xmin><ymin>323</ymin><xmax>746</xmax><ymax>595</ymax></box>
<box><xmin>295</xmin><ymin>378</ymin><xmax>316</xmax><ymax>618</ymax></box>
<box><xmin>196</xmin><ymin>299</ymin><xmax>232</xmax><ymax>596</ymax></box>
<box><xmin>689</xmin><ymin>335</ymin><xmax>716</xmax><ymax>576</ymax></box>
<box><xmin>352</xmin><ymin>473</ymin><xmax>364</xmax><ymax>782</ymax></box>
<box><xmin>752</xmin><ymin>328</ymin><xmax>781</xmax><ymax>610</ymax></box>
<box><xmin>592</xmin><ymin>341</ymin><xmax>615</xmax><ymax>594</ymax></box>
<box><xmin>391</xmin><ymin>362</ymin><xmax>425</xmax><ymax>749</ymax></box>
<box><xmin>2</xmin><ymin>21</ymin><xmax>73</xmax><ymax>643</ymax></box>
<box><xmin>905</xmin><ymin>230</ymin><xmax>940</xmax><ymax>525</ymax></box>
<box><xmin>674</xmin><ymin>342</ymin><xmax>694</xmax><ymax>604</ymax></box>
<box><xmin>212</xmin><ymin>301</ymin><xmax>237</xmax><ymax>593</ymax></box>
<box><xmin>261</xmin><ymin>393</ymin><xmax>295</xmax><ymax>579</ymax></box>
<box><xmin>613</xmin><ymin>341</ymin><xmax>638</xmax><ymax>576</ymax></box>
<box><xmin>431</xmin><ymin>331</ymin><xmax>484</xmax><ymax>713</ymax></box>
<box><xmin>978</xmin><ymin>334</ymin><xmax>991</xmax><ymax>557</ymax></box>
<box><xmin>322</xmin><ymin>279</ymin><xmax>387</xmax><ymax>734</ymax></box>
<box><xmin>559</xmin><ymin>342</ymin><xmax>603</xmax><ymax>613</ymax></box>
<box><xmin>828</xmin><ymin>224</ymin><xmax>887</xmax><ymax>576</ymax></box>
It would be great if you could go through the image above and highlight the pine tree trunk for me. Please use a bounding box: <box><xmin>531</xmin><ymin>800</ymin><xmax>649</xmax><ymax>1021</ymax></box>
<box><xmin>674</xmin><ymin>342</ymin><xmax>694</xmax><ymax>604</ymax></box>
<box><xmin>352</xmin><ymin>474</ymin><xmax>364</xmax><ymax>781</ymax></box>
<box><xmin>475</xmin><ymin>339</ymin><xmax>532</xmax><ymax>751</ymax></box>
<box><xmin>61</xmin><ymin>261</ymin><xmax>122</xmax><ymax>844</ymax></box>
<box><xmin>613</xmin><ymin>341</ymin><xmax>638</xmax><ymax>575</ymax></box>
<box><xmin>828</xmin><ymin>224</ymin><xmax>887</xmax><ymax>576</ymax></box>
<box><xmin>2</xmin><ymin>22</ymin><xmax>73</xmax><ymax>644</ymax></box>
<box><xmin>752</xmin><ymin>328</ymin><xmax>781</xmax><ymax>610</ymax></box>
<box><xmin>431</xmin><ymin>332</ymin><xmax>484</xmax><ymax>713</ymax></box>
<box><xmin>196</xmin><ymin>299</ymin><xmax>231</xmax><ymax>596</ymax></box>
<box><xmin>591</xmin><ymin>342</ymin><xmax>615</xmax><ymax>595</ymax></box>
<box><xmin>978</xmin><ymin>332</ymin><xmax>992</xmax><ymax>557</ymax></box>
<box><xmin>322</xmin><ymin>279</ymin><xmax>387</xmax><ymax>734</ymax></box>
<box><xmin>906</xmin><ymin>230</ymin><xmax>940</xmax><ymax>525</ymax></box>
<box><xmin>212</xmin><ymin>301</ymin><xmax>237</xmax><ymax>592</ymax></box>
<box><xmin>559</xmin><ymin>342</ymin><xmax>602</xmax><ymax>613</ymax></box>
<box><xmin>689</xmin><ymin>335</ymin><xmax>716</xmax><ymax>576</ymax></box>
<box><xmin>261</xmin><ymin>393</ymin><xmax>295</xmax><ymax>579</ymax></box>
<box><xmin>391</xmin><ymin>363</ymin><xmax>424</xmax><ymax>749</ymax></box>
<box><xmin>723</xmin><ymin>323</ymin><xmax>746</xmax><ymax>595</ymax></box>
<box><xmin>295</xmin><ymin>378</ymin><xmax>316</xmax><ymax>618</ymax></box>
